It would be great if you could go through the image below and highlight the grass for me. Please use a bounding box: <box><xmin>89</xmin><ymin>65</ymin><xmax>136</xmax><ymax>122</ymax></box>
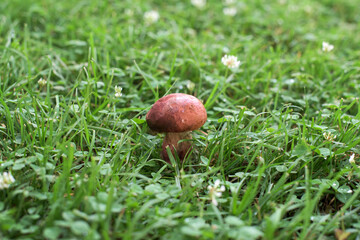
<box><xmin>0</xmin><ymin>0</ymin><xmax>360</xmax><ymax>239</ymax></box>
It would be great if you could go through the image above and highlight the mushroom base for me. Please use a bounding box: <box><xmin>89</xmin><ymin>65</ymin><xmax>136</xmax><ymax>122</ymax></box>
<box><xmin>162</xmin><ymin>132</ymin><xmax>192</xmax><ymax>162</ymax></box>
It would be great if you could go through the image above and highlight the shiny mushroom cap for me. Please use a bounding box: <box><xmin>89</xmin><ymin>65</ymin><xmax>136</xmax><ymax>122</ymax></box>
<box><xmin>146</xmin><ymin>93</ymin><xmax>207</xmax><ymax>133</ymax></box>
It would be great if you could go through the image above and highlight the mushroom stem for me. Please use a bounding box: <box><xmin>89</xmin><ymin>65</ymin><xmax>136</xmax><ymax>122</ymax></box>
<box><xmin>162</xmin><ymin>132</ymin><xmax>192</xmax><ymax>162</ymax></box>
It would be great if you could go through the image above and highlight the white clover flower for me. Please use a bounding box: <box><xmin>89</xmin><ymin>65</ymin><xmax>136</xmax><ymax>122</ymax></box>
<box><xmin>0</xmin><ymin>172</ymin><xmax>15</xmax><ymax>190</ymax></box>
<box><xmin>223</xmin><ymin>7</ymin><xmax>237</xmax><ymax>16</ymax></box>
<box><xmin>221</xmin><ymin>55</ymin><xmax>240</xmax><ymax>69</ymax></box>
<box><xmin>144</xmin><ymin>10</ymin><xmax>159</xmax><ymax>25</ymax></box>
<box><xmin>207</xmin><ymin>179</ymin><xmax>225</xmax><ymax>206</ymax></box>
<box><xmin>38</xmin><ymin>78</ymin><xmax>47</xmax><ymax>87</ymax></box>
<box><xmin>322</xmin><ymin>42</ymin><xmax>334</xmax><ymax>52</ymax></box>
<box><xmin>349</xmin><ymin>153</ymin><xmax>355</xmax><ymax>164</ymax></box>
<box><xmin>323</xmin><ymin>132</ymin><xmax>336</xmax><ymax>141</ymax></box>
<box><xmin>115</xmin><ymin>86</ymin><xmax>122</xmax><ymax>98</ymax></box>
<box><xmin>191</xmin><ymin>0</ymin><xmax>206</xmax><ymax>9</ymax></box>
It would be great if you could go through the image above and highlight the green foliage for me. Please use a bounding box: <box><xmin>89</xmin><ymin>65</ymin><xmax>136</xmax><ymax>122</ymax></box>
<box><xmin>1</xmin><ymin>0</ymin><xmax>360</xmax><ymax>239</ymax></box>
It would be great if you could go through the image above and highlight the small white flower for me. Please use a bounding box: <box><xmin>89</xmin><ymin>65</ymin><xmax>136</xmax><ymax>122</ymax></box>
<box><xmin>191</xmin><ymin>0</ymin><xmax>206</xmax><ymax>8</ymax></box>
<box><xmin>207</xmin><ymin>179</ymin><xmax>225</xmax><ymax>206</ymax></box>
<box><xmin>221</xmin><ymin>55</ymin><xmax>240</xmax><ymax>69</ymax></box>
<box><xmin>144</xmin><ymin>10</ymin><xmax>159</xmax><ymax>25</ymax></box>
<box><xmin>349</xmin><ymin>153</ymin><xmax>355</xmax><ymax>164</ymax></box>
<box><xmin>323</xmin><ymin>132</ymin><xmax>336</xmax><ymax>141</ymax></box>
<box><xmin>322</xmin><ymin>42</ymin><xmax>334</xmax><ymax>52</ymax></box>
<box><xmin>0</xmin><ymin>172</ymin><xmax>15</xmax><ymax>190</ymax></box>
<box><xmin>347</xmin><ymin>189</ymin><xmax>353</xmax><ymax>193</ymax></box>
<box><xmin>223</xmin><ymin>7</ymin><xmax>237</xmax><ymax>16</ymax></box>
<box><xmin>38</xmin><ymin>78</ymin><xmax>47</xmax><ymax>87</ymax></box>
<box><xmin>115</xmin><ymin>86</ymin><xmax>122</xmax><ymax>98</ymax></box>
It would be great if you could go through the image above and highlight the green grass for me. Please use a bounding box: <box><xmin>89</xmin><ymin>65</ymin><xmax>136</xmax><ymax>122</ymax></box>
<box><xmin>1</xmin><ymin>0</ymin><xmax>360</xmax><ymax>239</ymax></box>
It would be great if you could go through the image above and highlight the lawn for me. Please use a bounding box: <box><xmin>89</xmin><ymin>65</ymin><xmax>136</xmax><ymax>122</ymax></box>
<box><xmin>1</xmin><ymin>0</ymin><xmax>360</xmax><ymax>239</ymax></box>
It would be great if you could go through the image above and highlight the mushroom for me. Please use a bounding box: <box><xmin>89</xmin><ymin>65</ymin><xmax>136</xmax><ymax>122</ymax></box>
<box><xmin>146</xmin><ymin>93</ymin><xmax>207</xmax><ymax>162</ymax></box>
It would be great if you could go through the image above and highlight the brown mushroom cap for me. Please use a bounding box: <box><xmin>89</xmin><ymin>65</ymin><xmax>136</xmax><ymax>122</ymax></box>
<box><xmin>146</xmin><ymin>93</ymin><xmax>207</xmax><ymax>132</ymax></box>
